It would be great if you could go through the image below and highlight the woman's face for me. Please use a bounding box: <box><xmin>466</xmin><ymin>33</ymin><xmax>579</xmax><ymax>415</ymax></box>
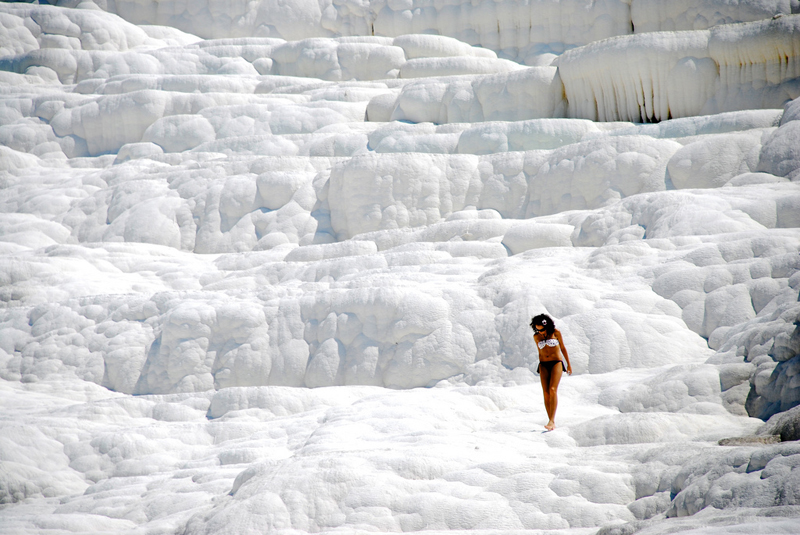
<box><xmin>535</xmin><ymin>325</ymin><xmax>545</xmax><ymax>334</ymax></box>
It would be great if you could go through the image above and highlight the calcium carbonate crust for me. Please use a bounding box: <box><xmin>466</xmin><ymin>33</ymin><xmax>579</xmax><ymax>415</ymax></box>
<box><xmin>1</xmin><ymin>2</ymin><xmax>800</xmax><ymax>535</ymax></box>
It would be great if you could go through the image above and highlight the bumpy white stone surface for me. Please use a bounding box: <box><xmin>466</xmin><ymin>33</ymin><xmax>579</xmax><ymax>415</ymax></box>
<box><xmin>1</xmin><ymin>2</ymin><xmax>800</xmax><ymax>535</ymax></box>
<box><xmin>557</xmin><ymin>15</ymin><xmax>800</xmax><ymax>122</ymax></box>
<box><xmin>51</xmin><ymin>0</ymin><xmax>798</xmax><ymax>63</ymax></box>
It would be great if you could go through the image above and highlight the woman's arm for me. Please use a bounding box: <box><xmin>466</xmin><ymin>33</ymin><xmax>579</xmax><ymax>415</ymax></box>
<box><xmin>555</xmin><ymin>329</ymin><xmax>572</xmax><ymax>375</ymax></box>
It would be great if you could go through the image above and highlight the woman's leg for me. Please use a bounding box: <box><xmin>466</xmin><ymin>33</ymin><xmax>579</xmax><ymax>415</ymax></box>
<box><xmin>545</xmin><ymin>363</ymin><xmax>564</xmax><ymax>430</ymax></box>
<box><xmin>540</xmin><ymin>364</ymin><xmax>553</xmax><ymax>427</ymax></box>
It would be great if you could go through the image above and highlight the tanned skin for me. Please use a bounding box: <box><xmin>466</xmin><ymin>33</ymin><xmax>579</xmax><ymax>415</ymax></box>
<box><xmin>533</xmin><ymin>326</ymin><xmax>572</xmax><ymax>430</ymax></box>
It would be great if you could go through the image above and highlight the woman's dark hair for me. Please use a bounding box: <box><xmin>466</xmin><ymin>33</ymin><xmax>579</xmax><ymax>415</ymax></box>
<box><xmin>530</xmin><ymin>314</ymin><xmax>555</xmax><ymax>337</ymax></box>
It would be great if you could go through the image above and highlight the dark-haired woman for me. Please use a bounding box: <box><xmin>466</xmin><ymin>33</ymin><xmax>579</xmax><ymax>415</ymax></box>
<box><xmin>530</xmin><ymin>314</ymin><xmax>572</xmax><ymax>431</ymax></box>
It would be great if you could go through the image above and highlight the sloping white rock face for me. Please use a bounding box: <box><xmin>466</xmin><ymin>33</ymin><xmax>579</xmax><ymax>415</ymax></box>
<box><xmin>631</xmin><ymin>0</ymin><xmax>799</xmax><ymax>33</ymax></box>
<box><xmin>557</xmin><ymin>15</ymin><xmax>800</xmax><ymax>122</ymax></box>
<box><xmin>55</xmin><ymin>0</ymin><xmax>798</xmax><ymax>63</ymax></box>
<box><xmin>1</xmin><ymin>2</ymin><xmax>800</xmax><ymax>535</ymax></box>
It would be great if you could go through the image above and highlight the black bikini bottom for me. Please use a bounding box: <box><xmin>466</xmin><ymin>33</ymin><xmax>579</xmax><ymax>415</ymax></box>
<box><xmin>537</xmin><ymin>360</ymin><xmax>566</xmax><ymax>374</ymax></box>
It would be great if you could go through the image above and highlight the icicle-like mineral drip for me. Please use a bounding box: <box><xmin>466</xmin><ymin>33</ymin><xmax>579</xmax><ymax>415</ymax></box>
<box><xmin>556</xmin><ymin>31</ymin><xmax>714</xmax><ymax>122</ymax></box>
<box><xmin>706</xmin><ymin>15</ymin><xmax>800</xmax><ymax>112</ymax></box>
<box><xmin>558</xmin><ymin>14</ymin><xmax>800</xmax><ymax>122</ymax></box>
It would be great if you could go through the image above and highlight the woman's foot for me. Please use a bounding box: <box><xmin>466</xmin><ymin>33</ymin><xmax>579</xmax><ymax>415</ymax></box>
<box><xmin>545</xmin><ymin>421</ymin><xmax>555</xmax><ymax>431</ymax></box>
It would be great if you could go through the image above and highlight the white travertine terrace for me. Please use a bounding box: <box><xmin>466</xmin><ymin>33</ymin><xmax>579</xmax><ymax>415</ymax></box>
<box><xmin>1</xmin><ymin>1</ymin><xmax>800</xmax><ymax>534</ymax></box>
<box><xmin>557</xmin><ymin>15</ymin><xmax>800</xmax><ymax>121</ymax></box>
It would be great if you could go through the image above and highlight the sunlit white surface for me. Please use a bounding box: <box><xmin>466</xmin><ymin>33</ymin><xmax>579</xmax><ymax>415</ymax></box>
<box><xmin>1</xmin><ymin>1</ymin><xmax>800</xmax><ymax>534</ymax></box>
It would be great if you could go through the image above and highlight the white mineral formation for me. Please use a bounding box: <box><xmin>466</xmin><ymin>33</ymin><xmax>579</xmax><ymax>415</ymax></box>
<box><xmin>1</xmin><ymin>1</ymin><xmax>799</xmax><ymax>535</ymax></box>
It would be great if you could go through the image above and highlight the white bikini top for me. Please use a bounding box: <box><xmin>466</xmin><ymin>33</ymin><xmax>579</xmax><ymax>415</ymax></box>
<box><xmin>538</xmin><ymin>338</ymin><xmax>559</xmax><ymax>349</ymax></box>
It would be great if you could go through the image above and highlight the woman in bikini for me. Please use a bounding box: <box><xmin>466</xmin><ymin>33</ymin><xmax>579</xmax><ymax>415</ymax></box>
<box><xmin>530</xmin><ymin>314</ymin><xmax>572</xmax><ymax>430</ymax></box>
